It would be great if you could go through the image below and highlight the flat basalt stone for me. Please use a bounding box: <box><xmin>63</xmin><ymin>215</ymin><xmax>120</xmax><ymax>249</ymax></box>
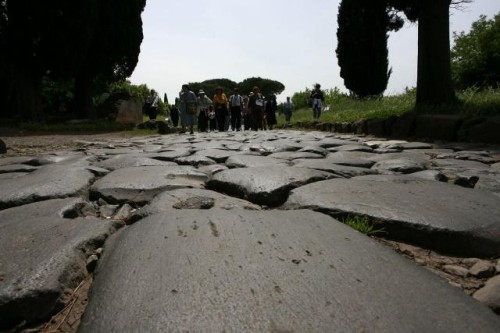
<box><xmin>206</xmin><ymin>166</ymin><xmax>334</xmax><ymax>206</ymax></box>
<box><xmin>79</xmin><ymin>210</ymin><xmax>500</xmax><ymax>333</ymax></box>
<box><xmin>283</xmin><ymin>176</ymin><xmax>500</xmax><ymax>257</ymax></box>
<box><xmin>0</xmin><ymin>198</ymin><xmax>119</xmax><ymax>329</ymax></box>
<box><xmin>90</xmin><ymin>165</ymin><xmax>208</xmax><ymax>204</ymax></box>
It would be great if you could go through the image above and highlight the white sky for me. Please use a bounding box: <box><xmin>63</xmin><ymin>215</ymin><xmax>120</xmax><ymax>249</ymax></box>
<box><xmin>129</xmin><ymin>0</ymin><xmax>499</xmax><ymax>103</ymax></box>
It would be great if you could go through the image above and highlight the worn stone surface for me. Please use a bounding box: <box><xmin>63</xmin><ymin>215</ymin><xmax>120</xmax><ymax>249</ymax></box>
<box><xmin>90</xmin><ymin>165</ymin><xmax>208</xmax><ymax>204</ymax></box>
<box><xmin>283</xmin><ymin>176</ymin><xmax>500</xmax><ymax>257</ymax></box>
<box><xmin>3</xmin><ymin>130</ymin><xmax>500</xmax><ymax>332</ymax></box>
<box><xmin>0</xmin><ymin>161</ymin><xmax>94</xmax><ymax>209</ymax></box>
<box><xmin>95</xmin><ymin>153</ymin><xmax>177</xmax><ymax>171</ymax></box>
<box><xmin>207</xmin><ymin>166</ymin><xmax>334</xmax><ymax>206</ymax></box>
<box><xmin>292</xmin><ymin>158</ymin><xmax>377</xmax><ymax>178</ymax></box>
<box><xmin>130</xmin><ymin>188</ymin><xmax>261</xmax><ymax>222</ymax></box>
<box><xmin>225</xmin><ymin>154</ymin><xmax>288</xmax><ymax>168</ymax></box>
<box><xmin>0</xmin><ymin>198</ymin><xmax>119</xmax><ymax>328</ymax></box>
<box><xmin>79</xmin><ymin>210</ymin><xmax>500</xmax><ymax>333</ymax></box>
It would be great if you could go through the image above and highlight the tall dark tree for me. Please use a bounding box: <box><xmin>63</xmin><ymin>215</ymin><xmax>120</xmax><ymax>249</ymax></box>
<box><xmin>0</xmin><ymin>1</ymin><xmax>99</xmax><ymax>120</ymax></box>
<box><xmin>74</xmin><ymin>0</ymin><xmax>146</xmax><ymax>118</ymax></box>
<box><xmin>388</xmin><ymin>0</ymin><xmax>473</xmax><ymax>106</ymax></box>
<box><xmin>336</xmin><ymin>0</ymin><xmax>400</xmax><ymax>98</ymax></box>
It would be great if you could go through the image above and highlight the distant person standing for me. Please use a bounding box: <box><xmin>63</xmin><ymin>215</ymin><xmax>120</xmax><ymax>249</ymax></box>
<box><xmin>283</xmin><ymin>96</ymin><xmax>294</xmax><ymax>123</ymax></box>
<box><xmin>213</xmin><ymin>87</ymin><xmax>228</xmax><ymax>132</ymax></box>
<box><xmin>179</xmin><ymin>84</ymin><xmax>197</xmax><ymax>134</ymax></box>
<box><xmin>197</xmin><ymin>89</ymin><xmax>212</xmax><ymax>132</ymax></box>
<box><xmin>248</xmin><ymin>86</ymin><xmax>265</xmax><ymax>131</ymax></box>
<box><xmin>310</xmin><ymin>83</ymin><xmax>324</xmax><ymax>121</ymax></box>
<box><xmin>170</xmin><ymin>103</ymin><xmax>179</xmax><ymax>127</ymax></box>
<box><xmin>145</xmin><ymin>89</ymin><xmax>160</xmax><ymax>120</ymax></box>
<box><xmin>265</xmin><ymin>94</ymin><xmax>278</xmax><ymax>130</ymax></box>
<box><xmin>229</xmin><ymin>88</ymin><xmax>243</xmax><ymax>131</ymax></box>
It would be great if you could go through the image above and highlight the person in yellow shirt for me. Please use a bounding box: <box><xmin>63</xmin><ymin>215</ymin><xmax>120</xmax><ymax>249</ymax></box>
<box><xmin>213</xmin><ymin>87</ymin><xmax>228</xmax><ymax>132</ymax></box>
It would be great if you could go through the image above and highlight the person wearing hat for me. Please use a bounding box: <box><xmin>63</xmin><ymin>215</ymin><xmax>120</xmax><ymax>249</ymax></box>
<box><xmin>212</xmin><ymin>87</ymin><xmax>228</xmax><ymax>132</ymax></box>
<box><xmin>197</xmin><ymin>89</ymin><xmax>212</xmax><ymax>132</ymax></box>
<box><xmin>179</xmin><ymin>84</ymin><xmax>197</xmax><ymax>134</ymax></box>
<box><xmin>310</xmin><ymin>83</ymin><xmax>325</xmax><ymax>121</ymax></box>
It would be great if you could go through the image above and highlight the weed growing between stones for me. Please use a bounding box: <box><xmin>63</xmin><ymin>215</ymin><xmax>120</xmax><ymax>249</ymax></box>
<box><xmin>343</xmin><ymin>215</ymin><xmax>386</xmax><ymax>236</ymax></box>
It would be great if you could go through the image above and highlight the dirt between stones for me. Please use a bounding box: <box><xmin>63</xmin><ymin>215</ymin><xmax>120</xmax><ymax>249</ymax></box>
<box><xmin>1</xmin><ymin>133</ymin><xmax>498</xmax><ymax>332</ymax></box>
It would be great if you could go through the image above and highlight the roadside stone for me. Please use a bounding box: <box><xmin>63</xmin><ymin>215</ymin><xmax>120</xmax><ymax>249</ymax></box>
<box><xmin>197</xmin><ymin>164</ymin><xmax>228</xmax><ymax>177</ymax></box>
<box><xmin>112</xmin><ymin>203</ymin><xmax>134</xmax><ymax>221</ymax></box>
<box><xmin>442</xmin><ymin>265</ymin><xmax>469</xmax><ymax>277</ymax></box>
<box><xmin>473</xmin><ymin>275</ymin><xmax>500</xmax><ymax>314</ymax></box>
<box><xmin>469</xmin><ymin>261</ymin><xmax>496</xmax><ymax>278</ymax></box>
<box><xmin>86</xmin><ymin>255</ymin><xmax>99</xmax><ymax>273</ymax></box>
<box><xmin>99</xmin><ymin>204</ymin><xmax>119</xmax><ymax>218</ymax></box>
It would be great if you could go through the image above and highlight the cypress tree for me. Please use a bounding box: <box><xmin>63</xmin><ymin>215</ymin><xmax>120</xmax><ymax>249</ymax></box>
<box><xmin>336</xmin><ymin>0</ymin><xmax>392</xmax><ymax>98</ymax></box>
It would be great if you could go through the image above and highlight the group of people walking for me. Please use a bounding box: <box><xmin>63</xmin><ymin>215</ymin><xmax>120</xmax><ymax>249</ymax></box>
<box><xmin>144</xmin><ymin>83</ymin><xmax>326</xmax><ymax>134</ymax></box>
<box><xmin>171</xmin><ymin>84</ymin><xmax>283</xmax><ymax>134</ymax></box>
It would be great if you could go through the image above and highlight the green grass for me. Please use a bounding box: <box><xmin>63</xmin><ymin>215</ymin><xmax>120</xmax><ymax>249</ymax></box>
<box><xmin>343</xmin><ymin>215</ymin><xmax>386</xmax><ymax>236</ymax></box>
<box><xmin>278</xmin><ymin>87</ymin><xmax>500</xmax><ymax>126</ymax></box>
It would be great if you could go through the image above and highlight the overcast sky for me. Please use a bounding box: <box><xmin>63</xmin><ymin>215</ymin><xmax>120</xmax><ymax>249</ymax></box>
<box><xmin>129</xmin><ymin>0</ymin><xmax>499</xmax><ymax>103</ymax></box>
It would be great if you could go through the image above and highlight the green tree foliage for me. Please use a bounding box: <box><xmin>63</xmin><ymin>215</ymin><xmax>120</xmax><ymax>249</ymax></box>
<box><xmin>238</xmin><ymin>77</ymin><xmax>285</xmax><ymax>97</ymax></box>
<box><xmin>74</xmin><ymin>0</ymin><xmax>146</xmax><ymax>118</ymax></box>
<box><xmin>451</xmin><ymin>13</ymin><xmax>500</xmax><ymax>89</ymax></box>
<box><xmin>0</xmin><ymin>1</ymin><xmax>99</xmax><ymax>120</ymax></box>
<box><xmin>187</xmin><ymin>78</ymin><xmax>237</xmax><ymax>99</ymax></box>
<box><xmin>0</xmin><ymin>0</ymin><xmax>146</xmax><ymax>121</ymax></box>
<box><xmin>337</xmin><ymin>0</ymin><xmax>401</xmax><ymax>98</ymax></box>
<box><xmin>187</xmin><ymin>77</ymin><xmax>285</xmax><ymax>100</ymax></box>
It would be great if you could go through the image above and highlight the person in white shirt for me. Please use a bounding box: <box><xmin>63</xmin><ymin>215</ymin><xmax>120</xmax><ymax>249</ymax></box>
<box><xmin>229</xmin><ymin>88</ymin><xmax>244</xmax><ymax>131</ymax></box>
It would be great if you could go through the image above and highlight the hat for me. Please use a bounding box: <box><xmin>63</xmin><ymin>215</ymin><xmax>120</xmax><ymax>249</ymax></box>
<box><xmin>198</xmin><ymin>89</ymin><xmax>205</xmax><ymax>94</ymax></box>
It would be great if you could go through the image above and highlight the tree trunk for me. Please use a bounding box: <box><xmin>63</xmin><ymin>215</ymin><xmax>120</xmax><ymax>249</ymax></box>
<box><xmin>416</xmin><ymin>0</ymin><xmax>455</xmax><ymax>106</ymax></box>
<box><xmin>12</xmin><ymin>68</ymin><xmax>43</xmax><ymax>122</ymax></box>
<box><xmin>74</xmin><ymin>65</ymin><xmax>95</xmax><ymax>119</ymax></box>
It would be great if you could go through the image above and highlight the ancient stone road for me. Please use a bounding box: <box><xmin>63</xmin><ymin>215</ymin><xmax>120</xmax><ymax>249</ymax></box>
<box><xmin>1</xmin><ymin>130</ymin><xmax>500</xmax><ymax>332</ymax></box>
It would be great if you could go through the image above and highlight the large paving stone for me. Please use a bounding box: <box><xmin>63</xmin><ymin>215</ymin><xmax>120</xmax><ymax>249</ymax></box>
<box><xmin>0</xmin><ymin>198</ymin><xmax>120</xmax><ymax>329</ymax></box>
<box><xmin>225</xmin><ymin>154</ymin><xmax>288</xmax><ymax>168</ymax></box>
<box><xmin>0</xmin><ymin>162</ymin><xmax>94</xmax><ymax>209</ymax></box>
<box><xmin>292</xmin><ymin>159</ymin><xmax>377</xmax><ymax>178</ymax></box>
<box><xmin>79</xmin><ymin>210</ymin><xmax>500</xmax><ymax>333</ymax></box>
<box><xmin>90</xmin><ymin>166</ymin><xmax>208</xmax><ymax>204</ymax></box>
<box><xmin>130</xmin><ymin>188</ymin><xmax>261</xmax><ymax>222</ymax></box>
<box><xmin>206</xmin><ymin>166</ymin><xmax>334</xmax><ymax>206</ymax></box>
<box><xmin>371</xmin><ymin>157</ymin><xmax>426</xmax><ymax>174</ymax></box>
<box><xmin>283</xmin><ymin>177</ymin><xmax>500</xmax><ymax>257</ymax></box>
<box><xmin>94</xmin><ymin>153</ymin><xmax>177</xmax><ymax>170</ymax></box>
